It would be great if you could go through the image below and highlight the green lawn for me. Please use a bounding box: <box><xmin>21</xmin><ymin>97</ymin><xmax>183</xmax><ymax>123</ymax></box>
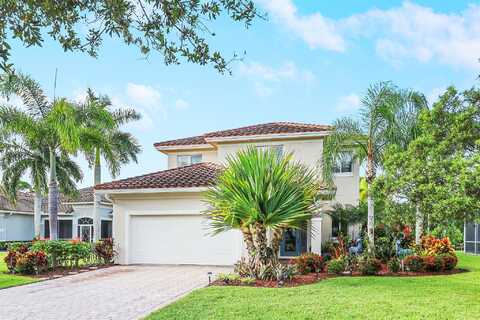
<box><xmin>147</xmin><ymin>252</ymin><xmax>480</xmax><ymax>320</ymax></box>
<box><xmin>0</xmin><ymin>252</ymin><xmax>37</xmax><ymax>289</ymax></box>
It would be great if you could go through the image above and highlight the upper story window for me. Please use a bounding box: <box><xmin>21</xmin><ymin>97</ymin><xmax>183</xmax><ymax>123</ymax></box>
<box><xmin>333</xmin><ymin>152</ymin><xmax>353</xmax><ymax>174</ymax></box>
<box><xmin>177</xmin><ymin>154</ymin><xmax>202</xmax><ymax>167</ymax></box>
<box><xmin>256</xmin><ymin>145</ymin><xmax>283</xmax><ymax>158</ymax></box>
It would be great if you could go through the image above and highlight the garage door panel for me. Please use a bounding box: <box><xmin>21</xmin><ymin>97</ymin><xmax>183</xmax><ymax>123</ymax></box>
<box><xmin>129</xmin><ymin>215</ymin><xmax>240</xmax><ymax>265</ymax></box>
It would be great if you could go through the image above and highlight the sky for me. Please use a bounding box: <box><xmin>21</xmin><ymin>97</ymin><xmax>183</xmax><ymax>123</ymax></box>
<box><xmin>5</xmin><ymin>0</ymin><xmax>480</xmax><ymax>187</ymax></box>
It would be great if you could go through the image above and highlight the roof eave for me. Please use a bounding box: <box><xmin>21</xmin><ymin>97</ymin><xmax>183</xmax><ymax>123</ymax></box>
<box><xmin>204</xmin><ymin>131</ymin><xmax>331</xmax><ymax>144</ymax></box>
<box><xmin>154</xmin><ymin>144</ymin><xmax>215</xmax><ymax>153</ymax></box>
<box><xmin>95</xmin><ymin>187</ymin><xmax>209</xmax><ymax>194</ymax></box>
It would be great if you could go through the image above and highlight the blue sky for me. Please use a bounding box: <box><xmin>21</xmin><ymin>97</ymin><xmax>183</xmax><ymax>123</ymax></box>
<box><xmin>5</xmin><ymin>0</ymin><xmax>480</xmax><ymax>187</ymax></box>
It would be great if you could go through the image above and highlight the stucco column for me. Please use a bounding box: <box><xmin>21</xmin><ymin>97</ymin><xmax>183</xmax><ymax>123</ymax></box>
<box><xmin>311</xmin><ymin>216</ymin><xmax>323</xmax><ymax>255</ymax></box>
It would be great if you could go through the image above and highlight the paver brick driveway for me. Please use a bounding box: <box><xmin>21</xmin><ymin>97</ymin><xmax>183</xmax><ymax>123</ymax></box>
<box><xmin>0</xmin><ymin>265</ymin><xmax>231</xmax><ymax>320</ymax></box>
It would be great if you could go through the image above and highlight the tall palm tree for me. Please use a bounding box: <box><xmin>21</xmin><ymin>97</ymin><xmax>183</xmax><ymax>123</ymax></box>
<box><xmin>0</xmin><ymin>72</ymin><xmax>108</xmax><ymax>240</ymax></box>
<box><xmin>322</xmin><ymin>82</ymin><xmax>426</xmax><ymax>250</ymax></box>
<box><xmin>78</xmin><ymin>90</ymin><xmax>141</xmax><ymax>240</ymax></box>
<box><xmin>205</xmin><ymin>147</ymin><xmax>320</xmax><ymax>279</ymax></box>
<box><xmin>0</xmin><ymin>137</ymin><xmax>82</xmax><ymax>237</ymax></box>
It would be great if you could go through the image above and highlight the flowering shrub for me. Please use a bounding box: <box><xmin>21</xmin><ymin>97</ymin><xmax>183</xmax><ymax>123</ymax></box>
<box><xmin>15</xmin><ymin>251</ymin><xmax>48</xmax><ymax>274</ymax></box>
<box><xmin>358</xmin><ymin>254</ymin><xmax>382</xmax><ymax>275</ymax></box>
<box><xmin>421</xmin><ymin>235</ymin><xmax>454</xmax><ymax>256</ymax></box>
<box><xmin>327</xmin><ymin>258</ymin><xmax>346</xmax><ymax>274</ymax></box>
<box><xmin>387</xmin><ymin>257</ymin><xmax>401</xmax><ymax>273</ymax></box>
<box><xmin>404</xmin><ymin>255</ymin><xmax>425</xmax><ymax>272</ymax></box>
<box><xmin>94</xmin><ymin>238</ymin><xmax>116</xmax><ymax>265</ymax></box>
<box><xmin>294</xmin><ymin>253</ymin><xmax>325</xmax><ymax>274</ymax></box>
<box><xmin>439</xmin><ymin>254</ymin><xmax>458</xmax><ymax>270</ymax></box>
<box><xmin>423</xmin><ymin>255</ymin><xmax>444</xmax><ymax>272</ymax></box>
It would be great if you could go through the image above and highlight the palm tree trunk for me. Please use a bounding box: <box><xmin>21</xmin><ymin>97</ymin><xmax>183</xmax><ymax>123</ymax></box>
<box><xmin>271</xmin><ymin>228</ymin><xmax>284</xmax><ymax>258</ymax></box>
<box><xmin>48</xmin><ymin>148</ymin><xmax>58</xmax><ymax>240</ymax></box>
<box><xmin>415</xmin><ymin>204</ymin><xmax>423</xmax><ymax>245</ymax></box>
<box><xmin>33</xmin><ymin>190</ymin><xmax>42</xmax><ymax>238</ymax></box>
<box><xmin>93</xmin><ymin>147</ymin><xmax>101</xmax><ymax>242</ymax></box>
<box><xmin>366</xmin><ymin>141</ymin><xmax>375</xmax><ymax>252</ymax></box>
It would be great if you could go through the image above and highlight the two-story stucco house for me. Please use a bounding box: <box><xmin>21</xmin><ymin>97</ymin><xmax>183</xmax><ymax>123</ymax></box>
<box><xmin>95</xmin><ymin>122</ymin><xmax>360</xmax><ymax>265</ymax></box>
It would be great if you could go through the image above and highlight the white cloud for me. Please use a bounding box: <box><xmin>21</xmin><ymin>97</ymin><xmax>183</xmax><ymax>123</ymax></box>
<box><xmin>257</xmin><ymin>0</ymin><xmax>345</xmax><ymax>51</ymax></box>
<box><xmin>336</xmin><ymin>94</ymin><xmax>361</xmax><ymax>113</ymax></box>
<box><xmin>126</xmin><ymin>83</ymin><xmax>162</xmax><ymax>110</ymax></box>
<box><xmin>174</xmin><ymin>99</ymin><xmax>189</xmax><ymax>110</ymax></box>
<box><xmin>239</xmin><ymin>60</ymin><xmax>315</xmax><ymax>96</ymax></box>
<box><xmin>259</xmin><ymin>0</ymin><xmax>480</xmax><ymax>69</ymax></box>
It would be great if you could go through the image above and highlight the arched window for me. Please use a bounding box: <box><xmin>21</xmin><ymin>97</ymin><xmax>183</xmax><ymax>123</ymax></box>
<box><xmin>78</xmin><ymin>217</ymin><xmax>93</xmax><ymax>225</ymax></box>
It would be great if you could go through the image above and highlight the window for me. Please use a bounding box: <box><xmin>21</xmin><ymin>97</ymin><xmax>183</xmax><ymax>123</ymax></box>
<box><xmin>177</xmin><ymin>154</ymin><xmax>202</xmax><ymax>167</ymax></box>
<box><xmin>58</xmin><ymin>220</ymin><xmax>73</xmax><ymax>239</ymax></box>
<box><xmin>44</xmin><ymin>220</ymin><xmax>73</xmax><ymax>239</ymax></box>
<box><xmin>333</xmin><ymin>152</ymin><xmax>353</xmax><ymax>174</ymax></box>
<box><xmin>256</xmin><ymin>145</ymin><xmax>283</xmax><ymax>158</ymax></box>
<box><xmin>101</xmin><ymin>220</ymin><xmax>113</xmax><ymax>239</ymax></box>
<box><xmin>44</xmin><ymin>220</ymin><xmax>50</xmax><ymax>239</ymax></box>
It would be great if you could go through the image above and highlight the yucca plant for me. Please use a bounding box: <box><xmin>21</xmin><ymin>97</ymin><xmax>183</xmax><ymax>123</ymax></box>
<box><xmin>204</xmin><ymin>147</ymin><xmax>320</xmax><ymax>279</ymax></box>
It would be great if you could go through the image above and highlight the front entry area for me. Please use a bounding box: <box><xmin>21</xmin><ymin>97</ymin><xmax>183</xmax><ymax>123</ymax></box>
<box><xmin>280</xmin><ymin>228</ymin><xmax>308</xmax><ymax>257</ymax></box>
<box><xmin>128</xmin><ymin>215</ymin><xmax>242</xmax><ymax>265</ymax></box>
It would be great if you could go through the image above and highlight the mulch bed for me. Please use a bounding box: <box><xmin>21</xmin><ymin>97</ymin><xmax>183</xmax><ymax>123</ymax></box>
<box><xmin>29</xmin><ymin>264</ymin><xmax>114</xmax><ymax>280</ymax></box>
<box><xmin>211</xmin><ymin>268</ymin><xmax>467</xmax><ymax>288</ymax></box>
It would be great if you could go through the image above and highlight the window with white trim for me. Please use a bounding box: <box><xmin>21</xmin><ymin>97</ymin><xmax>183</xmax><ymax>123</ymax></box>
<box><xmin>256</xmin><ymin>145</ymin><xmax>283</xmax><ymax>158</ymax></box>
<box><xmin>333</xmin><ymin>152</ymin><xmax>353</xmax><ymax>174</ymax></box>
<box><xmin>177</xmin><ymin>154</ymin><xmax>202</xmax><ymax>167</ymax></box>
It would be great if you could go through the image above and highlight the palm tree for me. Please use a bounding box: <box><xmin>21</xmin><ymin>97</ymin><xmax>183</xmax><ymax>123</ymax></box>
<box><xmin>205</xmin><ymin>147</ymin><xmax>320</xmax><ymax>279</ymax></box>
<box><xmin>78</xmin><ymin>89</ymin><xmax>141</xmax><ymax>240</ymax></box>
<box><xmin>0</xmin><ymin>72</ymin><xmax>108</xmax><ymax>240</ymax></box>
<box><xmin>322</xmin><ymin>82</ymin><xmax>426</xmax><ymax>250</ymax></box>
<box><xmin>0</xmin><ymin>137</ymin><xmax>82</xmax><ymax>237</ymax></box>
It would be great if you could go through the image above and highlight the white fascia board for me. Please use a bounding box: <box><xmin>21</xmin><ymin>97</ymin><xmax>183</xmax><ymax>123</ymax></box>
<box><xmin>0</xmin><ymin>210</ymin><xmax>33</xmax><ymax>215</ymax></box>
<box><xmin>204</xmin><ymin>131</ymin><xmax>331</xmax><ymax>143</ymax></box>
<box><xmin>95</xmin><ymin>187</ymin><xmax>209</xmax><ymax>194</ymax></box>
<box><xmin>155</xmin><ymin>144</ymin><xmax>214</xmax><ymax>152</ymax></box>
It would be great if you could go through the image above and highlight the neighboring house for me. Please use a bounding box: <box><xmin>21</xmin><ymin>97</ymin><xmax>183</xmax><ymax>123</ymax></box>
<box><xmin>0</xmin><ymin>193</ymin><xmax>35</xmax><ymax>241</ymax></box>
<box><xmin>465</xmin><ymin>222</ymin><xmax>479</xmax><ymax>255</ymax></box>
<box><xmin>96</xmin><ymin>122</ymin><xmax>360</xmax><ymax>266</ymax></box>
<box><xmin>0</xmin><ymin>188</ymin><xmax>113</xmax><ymax>242</ymax></box>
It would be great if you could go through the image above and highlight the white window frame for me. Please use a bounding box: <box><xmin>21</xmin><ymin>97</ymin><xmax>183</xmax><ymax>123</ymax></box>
<box><xmin>333</xmin><ymin>152</ymin><xmax>354</xmax><ymax>176</ymax></box>
<box><xmin>177</xmin><ymin>154</ymin><xmax>202</xmax><ymax>167</ymax></box>
<box><xmin>256</xmin><ymin>145</ymin><xmax>284</xmax><ymax>158</ymax></box>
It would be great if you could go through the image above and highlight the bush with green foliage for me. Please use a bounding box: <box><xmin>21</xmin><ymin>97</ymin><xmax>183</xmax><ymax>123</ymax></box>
<box><xmin>327</xmin><ymin>258</ymin><xmax>346</xmax><ymax>274</ymax></box>
<box><xmin>423</xmin><ymin>255</ymin><xmax>444</xmax><ymax>272</ymax></box>
<box><xmin>358</xmin><ymin>254</ymin><xmax>382</xmax><ymax>275</ymax></box>
<box><xmin>404</xmin><ymin>255</ymin><xmax>425</xmax><ymax>272</ymax></box>
<box><xmin>294</xmin><ymin>253</ymin><xmax>325</xmax><ymax>274</ymax></box>
<box><xmin>240</xmin><ymin>277</ymin><xmax>256</xmax><ymax>286</ymax></box>
<box><xmin>387</xmin><ymin>257</ymin><xmax>401</xmax><ymax>273</ymax></box>
<box><xmin>217</xmin><ymin>273</ymin><xmax>240</xmax><ymax>284</ymax></box>
<box><xmin>439</xmin><ymin>254</ymin><xmax>458</xmax><ymax>271</ymax></box>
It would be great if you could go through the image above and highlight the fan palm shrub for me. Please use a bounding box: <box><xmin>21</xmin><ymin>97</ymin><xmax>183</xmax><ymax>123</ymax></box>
<box><xmin>0</xmin><ymin>137</ymin><xmax>82</xmax><ymax>237</ymax></box>
<box><xmin>0</xmin><ymin>72</ymin><xmax>111</xmax><ymax>239</ymax></box>
<box><xmin>205</xmin><ymin>147</ymin><xmax>320</xmax><ymax>279</ymax></box>
<box><xmin>78</xmin><ymin>89</ymin><xmax>141</xmax><ymax>240</ymax></box>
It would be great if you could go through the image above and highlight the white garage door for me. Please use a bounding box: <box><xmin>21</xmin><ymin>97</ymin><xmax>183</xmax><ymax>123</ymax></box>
<box><xmin>129</xmin><ymin>215</ymin><xmax>241</xmax><ymax>265</ymax></box>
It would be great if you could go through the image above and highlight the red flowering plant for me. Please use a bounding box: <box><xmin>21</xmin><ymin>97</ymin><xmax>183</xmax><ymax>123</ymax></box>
<box><xmin>294</xmin><ymin>253</ymin><xmax>325</xmax><ymax>274</ymax></box>
<box><xmin>94</xmin><ymin>238</ymin><xmax>116</xmax><ymax>265</ymax></box>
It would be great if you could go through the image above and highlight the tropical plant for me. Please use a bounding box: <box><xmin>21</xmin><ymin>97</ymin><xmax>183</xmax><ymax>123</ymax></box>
<box><xmin>78</xmin><ymin>89</ymin><xmax>141</xmax><ymax>240</ymax></box>
<box><xmin>205</xmin><ymin>147</ymin><xmax>320</xmax><ymax>279</ymax></box>
<box><xmin>322</xmin><ymin>82</ymin><xmax>427</xmax><ymax>250</ymax></box>
<box><xmin>0</xmin><ymin>136</ymin><xmax>82</xmax><ymax>237</ymax></box>
<box><xmin>326</xmin><ymin>257</ymin><xmax>346</xmax><ymax>274</ymax></box>
<box><xmin>0</xmin><ymin>72</ymin><xmax>110</xmax><ymax>239</ymax></box>
<box><xmin>377</xmin><ymin>87</ymin><xmax>480</xmax><ymax>230</ymax></box>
